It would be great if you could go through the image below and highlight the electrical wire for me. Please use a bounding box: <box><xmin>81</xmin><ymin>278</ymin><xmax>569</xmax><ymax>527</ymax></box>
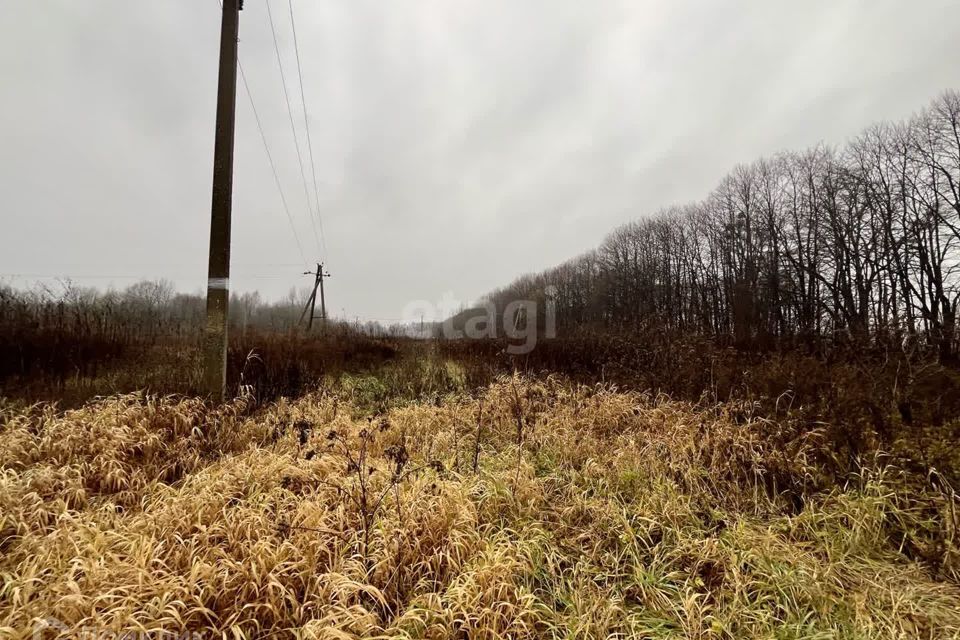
<box><xmin>238</xmin><ymin>59</ymin><xmax>309</xmax><ymax>267</ymax></box>
<box><xmin>265</xmin><ymin>0</ymin><xmax>323</xmax><ymax>258</ymax></box>
<box><xmin>215</xmin><ymin>0</ymin><xmax>309</xmax><ymax>268</ymax></box>
<box><xmin>287</xmin><ymin>0</ymin><xmax>329</xmax><ymax>258</ymax></box>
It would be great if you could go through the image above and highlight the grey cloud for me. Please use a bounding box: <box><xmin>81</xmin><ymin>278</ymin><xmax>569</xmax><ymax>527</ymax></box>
<box><xmin>1</xmin><ymin>0</ymin><xmax>957</xmax><ymax>321</ymax></box>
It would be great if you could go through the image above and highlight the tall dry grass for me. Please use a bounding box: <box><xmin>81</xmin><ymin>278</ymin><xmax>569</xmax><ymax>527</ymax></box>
<box><xmin>439</xmin><ymin>333</ymin><xmax>960</xmax><ymax>484</ymax></box>
<box><xmin>1</xmin><ymin>376</ymin><xmax>958</xmax><ymax>638</ymax></box>
<box><xmin>1</xmin><ymin>330</ymin><xmax>401</xmax><ymax>409</ymax></box>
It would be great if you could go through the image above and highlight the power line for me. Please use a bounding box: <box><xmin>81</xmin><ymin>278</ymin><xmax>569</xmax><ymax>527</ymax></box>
<box><xmin>288</xmin><ymin>0</ymin><xmax>329</xmax><ymax>258</ymax></box>
<box><xmin>238</xmin><ymin>59</ymin><xmax>309</xmax><ymax>267</ymax></box>
<box><xmin>215</xmin><ymin>0</ymin><xmax>308</xmax><ymax>268</ymax></box>
<box><xmin>265</xmin><ymin>0</ymin><xmax>323</xmax><ymax>257</ymax></box>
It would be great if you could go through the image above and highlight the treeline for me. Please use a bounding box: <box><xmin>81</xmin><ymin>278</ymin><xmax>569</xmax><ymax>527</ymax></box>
<box><xmin>473</xmin><ymin>92</ymin><xmax>960</xmax><ymax>361</ymax></box>
<box><xmin>0</xmin><ymin>279</ymin><xmax>396</xmax><ymax>345</ymax></box>
<box><xmin>0</xmin><ymin>280</ymin><xmax>401</xmax><ymax>400</ymax></box>
<box><xmin>0</xmin><ymin>280</ymin><xmax>317</xmax><ymax>341</ymax></box>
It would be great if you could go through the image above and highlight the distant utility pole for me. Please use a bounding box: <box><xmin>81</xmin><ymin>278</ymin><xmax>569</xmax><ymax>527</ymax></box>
<box><xmin>202</xmin><ymin>0</ymin><xmax>242</xmax><ymax>401</ymax></box>
<box><xmin>300</xmin><ymin>263</ymin><xmax>331</xmax><ymax>331</ymax></box>
<box><xmin>318</xmin><ymin>263</ymin><xmax>328</xmax><ymax>327</ymax></box>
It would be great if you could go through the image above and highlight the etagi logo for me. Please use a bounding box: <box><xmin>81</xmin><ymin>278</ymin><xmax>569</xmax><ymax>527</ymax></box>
<box><xmin>33</xmin><ymin>617</ymin><xmax>204</xmax><ymax>640</ymax></box>
<box><xmin>401</xmin><ymin>287</ymin><xmax>557</xmax><ymax>355</ymax></box>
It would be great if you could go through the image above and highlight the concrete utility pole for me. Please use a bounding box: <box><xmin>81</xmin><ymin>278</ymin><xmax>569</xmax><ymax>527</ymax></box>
<box><xmin>202</xmin><ymin>0</ymin><xmax>242</xmax><ymax>401</ymax></box>
<box><xmin>300</xmin><ymin>263</ymin><xmax>331</xmax><ymax>331</ymax></box>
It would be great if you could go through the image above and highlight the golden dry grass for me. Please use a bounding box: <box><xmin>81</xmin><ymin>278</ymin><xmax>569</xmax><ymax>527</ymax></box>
<box><xmin>1</xmin><ymin>376</ymin><xmax>959</xmax><ymax>639</ymax></box>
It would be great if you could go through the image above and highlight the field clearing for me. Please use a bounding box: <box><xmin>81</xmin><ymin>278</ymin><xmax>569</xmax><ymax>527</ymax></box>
<box><xmin>2</xmin><ymin>376</ymin><xmax>959</xmax><ymax>639</ymax></box>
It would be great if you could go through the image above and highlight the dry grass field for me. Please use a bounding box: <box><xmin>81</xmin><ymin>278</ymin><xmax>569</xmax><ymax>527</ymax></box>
<box><xmin>2</xmin><ymin>373</ymin><xmax>959</xmax><ymax>639</ymax></box>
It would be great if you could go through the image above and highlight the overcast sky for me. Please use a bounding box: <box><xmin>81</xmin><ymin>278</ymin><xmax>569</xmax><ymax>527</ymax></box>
<box><xmin>1</xmin><ymin>1</ymin><xmax>957</xmax><ymax>321</ymax></box>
